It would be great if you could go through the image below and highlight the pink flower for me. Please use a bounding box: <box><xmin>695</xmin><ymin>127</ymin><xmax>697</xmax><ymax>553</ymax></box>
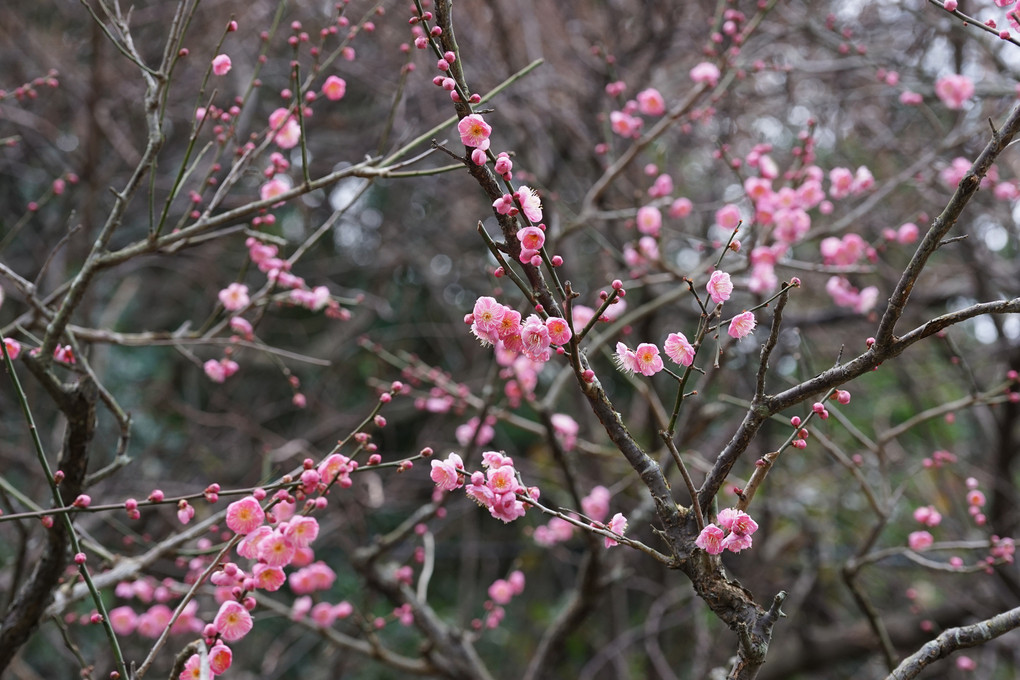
<box><xmin>934</xmin><ymin>74</ymin><xmax>975</xmax><ymax>110</ymax></box>
<box><xmin>669</xmin><ymin>197</ymin><xmax>693</xmax><ymax>218</ymax></box>
<box><xmin>899</xmin><ymin>90</ymin><xmax>923</xmax><ymax>105</ymax></box>
<box><xmin>230</xmin><ymin>316</ymin><xmax>254</xmax><ymax>339</ymax></box>
<box><xmin>695</xmin><ymin>524</ymin><xmax>726</xmax><ymax>555</ymax></box>
<box><xmin>728</xmin><ymin>311</ymin><xmax>756</xmax><ymax>339</ymax></box>
<box><xmin>614</xmin><ymin>342</ymin><xmax>640</xmax><ymax>374</ymax></box>
<box><xmin>268</xmin><ymin>108</ymin><xmax>301</xmax><ymax>149</ymax></box>
<box><xmin>321</xmin><ymin>75</ymin><xmax>347</xmax><ymax>101</ymax></box>
<box><xmin>604</xmin><ymin>512</ymin><xmax>628</xmax><ymax>548</ymax></box>
<box><xmin>690</xmin><ymin>61</ymin><xmax>721</xmax><ymax>87</ymax></box>
<box><xmin>956</xmin><ymin>656</ymin><xmax>977</xmax><ymax>671</ymax></box>
<box><xmin>551</xmin><ymin>413</ymin><xmax>579</xmax><ymax>450</ymax></box>
<box><xmin>715</xmin><ymin>204</ymin><xmax>742</xmax><ymax>229</ymax></box>
<box><xmin>913</xmin><ymin>505</ymin><xmax>942</xmax><ymax>527</ymax></box>
<box><xmin>108</xmin><ymin>606</ymin><xmax>137</xmax><ymax>636</ymax></box>
<box><xmin>908</xmin><ymin>530</ymin><xmax>934</xmax><ymax>551</ymax></box>
<box><xmin>2</xmin><ymin>337</ymin><xmax>21</xmax><ymax>360</ymax></box>
<box><xmin>636</xmin><ymin>87</ymin><xmax>666</xmax><ymax>116</ymax></box>
<box><xmin>636</xmin><ymin>205</ymin><xmax>662</xmax><ymax>236</ymax></box>
<box><xmin>718</xmin><ymin>508</ymin><xmax>758</xmax><ymax>537</ymax></box>
<box><xmin>829</xmin><ymin>167</ymin><xmax>855</xmax><ymax>199</ymax></box>
<box><xmin>631</xmin><ymin>343</ymin><xmax>664</xmax><ymax>376</ymax></box>
<box><xmin>722</xmin><ymin>532</ymin><xmax>754</xmax><ymax>553</ymax></box>
<box><xmin>545</xmin><ymin>317</ymin><xmax>572</xmax><ymax>345</ymax></box>
<box><xmin>209</xmin><ymin>643</ymin><xmax>233</xmax><ymax>674</ymax></box>
<box><xmin>218</xmin><ymin>283</ymin><xmax>250</xmax><ymax>311</ymax></box>
<box><xmin>177</xmin><ymin>500</ymin><xmax>194</xmax><ymax>525</ymax></box>
<box><xmin>664</xmin><ymin>332</ymin><xmax>695</xmax><ymax>367</ymax></box>
<box><xmin>260</xmin><ymin>176</ymin><xmax>291</xmax><ymax>203</ymax></box>
<box><xmin>516</xmin><ymin>185</ymin><xmax>543</xmax><ymax>223</ymax></box>
<box><xmin>258</xmin><ymin>530</ymin><xmax>296</xmax><ymax>567</ymax></box>
<box><xmin>180</xmin><ymin>655</ymin><xmax>203</xmax><ymax>680</ymax></box>
<box><xmin>285</xmin><ymin>516</ymin><xmax>320</xmax><ymax>547</ymax></box>
<box><xmin>517</xmin><ymin>226</ymin><xmax>545</xmax><ymax>251</ymax></box>
<box><xmin>488</xmin><ymin>578</ymin><xmax>514</xmax><ymax>604</ymax></box>
<box><xmin>610</xmin><ymin>110</ymin><xmax>643</xmax><ymax>138</ymax></box>
<box><xmin>706</xmin><ymin>270</ymin><xmax>733</xmax><ymax>304</ymax></box>
<box><xmin>226</xmin><ymin>496</ymin><xmax>265</xmax><ymax>535</ymax></box>
<box><xmin>457</xmin><ymin>114</ymin><xmax>492</xmax><ymax>149</ymax></box>
<box><xmin>214</xmin><ymin>600</ymin><xmax>253</xmax><ymax>642</ymax></box>
<box><xmin>582</xmin><ymin>485</ymin><xmax>610</xmax><ymax>523</ymax></box>
<box><xmin>649</xmin><ymin>173</ymin><xmax>674</xmax><ymax>198</ymax></box>
<box><xmin>212</xmin><ymin>54</ymin><xmax>232</xmax><ymax>76</ymax></box>
<box><xmin>471</xmin><ymin>296</ymin><xmax>505</xmax><ymax>332</ymax></box>
<box><xmin>430</xmin><ymin>452</ymin><xmax>465</xmax><ymax>491</ymax></box>
<box><xmin>252</xmin><ymin>563</ymin><xmax>286</xmax><ymax>591</ymax></box>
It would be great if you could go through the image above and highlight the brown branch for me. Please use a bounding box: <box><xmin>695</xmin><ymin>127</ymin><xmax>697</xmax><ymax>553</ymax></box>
<box><xmin>886</xmin><ymin>606</ymin><xmax>1020</xmax><ymax>680</ymax></box>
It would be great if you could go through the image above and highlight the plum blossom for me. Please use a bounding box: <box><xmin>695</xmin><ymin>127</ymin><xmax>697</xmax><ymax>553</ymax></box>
<box><xmin>908</xmin><ymin>530</ymin><xmax>934</xmax><ymax>551</ymax></box>
<box><xmin>706</xmin><ymin>270</ymin><xmax>733</xmax><ymax>304</ymax></box>
<box><xmin>321</xmin><ymin>75</ymin><xmax>347</xmax><ymax>101</ymax></box>
<box><xmin>268</xmin><ymin>108</ymin><xmax>301</xmax><ymax>149</ymax></box>
<box><xmin>457</xmin><ymin>113</ymin><xmax>491</xmax><ymax>149</ymax></box>
<box><xmin>603</xmin><ymin>512</ymin><xmax>628</xmax><ymax>548</ymax></box>
<box><xmin>226</xmin><ymin>496</ymin><xmax>265</xmax><ymax>535</ymax></box>
<box><xmin>728</xmin><ymin>311</ymin><xmax>757</xmax><ymax>339</ymax></box>
<box><xmin>934</xmin><ymin>74</ymin><xmax>975</xmax><ymax>110</ymax></box>
<box><xmin>690</xmin><ymin>61</ymin><xmax>721</xmax><ymax>87</ymax></box>
<box><xmin>582</xmin><ymin>486</ymin><xmax>611</xmax><ymax>523</ymax></box>
<box><xmin>464</xmin><ymin>452</ymin><xmax>533</xmax><ymax>523</ymax></box>
<box><xmin>610</xmin><ymin>110</ymin><xmax>643</xmax><ymax>137</ymax></box>
<box><xmin>669</xmin><ymin>196</ymin><xmax>693</xmax><ymax>218</ymax></box>
<box><xmin>913</xmin><ymin>505</ymin><xmax>943</xmax><ymax>527</ymax></box>
<box><xmin>826</xmin><ymin>276</ymin><xmax>879</xmax><ymax>314</ymax></box>
<box><xmin>212</xmin><ymin>54</ymin><xmax>232</xmax><ymax>76</ymax></box>
<box><xmin>260</xmin><ymin>175</ymin><xmax>292</xmax><ymax>203</ymax></box>
<box><xmin>664</xmin><ymin>332</ymin><xmax>695</xmax><ymax>366</ymax></box>
<box><xmin>697</xmin><ymin>508</ymin><xmax>759</xmax><ymax>554</ymax></box>
<box><xmin>615</xmin><ymin>342</ymin><xmax>663</xmax><ymax>376</ymax></box>
<box><xmin>516</xmin><ymin>185</ymin><xmax>543</xmax><ymax>223</ymax></box>
<box><xmin>695</xmin><ymin>524</ymin><xmax>726</xmax><ymax>555</ymax></box>
<box><xmin>636</xmin><ymin>205</ymin><xmax>662</xmax><ymax>236</ymax></box>
<box><xmin>636</xmin><ymin>87</ymin><xmax>666</xmax><ymax>116</ymax></box>
<box><xmin>218</xmin><ymin>283</ymin><xmax>250</xmax><ymax>311</ymax></box>
<box><xmin>430</xmin><ymin>452</ymin><xmax>466</xmax><ymax>491</ymax></box>
<box><xmin>551</xmin><ymin>413</ymin><xmax>579</xmax><ymax>450</ymax></box>
<box><xmin>214</xmin><ymin>601</ymin><xmax>253</xmax><ymax>642</ymax></box>
<box><xmin>715</xmin><ymin>204</ymin><xmax>742</xmax><ymax>229</ymax></box>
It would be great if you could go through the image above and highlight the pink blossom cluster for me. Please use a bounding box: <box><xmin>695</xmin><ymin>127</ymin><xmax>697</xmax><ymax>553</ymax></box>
<box><xmin>881</xmin><ymin>222</ymin><xmax>920</xmax><ymax>245</ymax></box>
<box><xmin>819</xmin><ymin>233</ymin><xmax>872</xmax><ymax>266</ymax></box>
<box><xmin>432</xmin><ymin>451</ymin><xmax>537</xmax><ymax>523</ymax></box>
<box><xmin>614</xmin><ymin>331</ymin><xmax>697</xmax><ymax>377</ymax></box>
<box><xmin>493</xmin><ymin>185</ymin><xmax>543</xmax><ymax>223</ymax></box>
<box><xmin>966</xmin><ymin>477</ymin><xmax>987</xmax><ymax>526</ymax></box>
<box><xmin>242</xmin><ymin>237</ymin><xmax>345</xmax><ymax>319</ymax></box>
<box><xmin>825</xmin><ymin>276</ymin><xmax>879</xmax><ymax>315</ymax></box>
<box><xmin>695</xmin><ymin>508</ymin><xmax>759</xmax><ymax>554</ymax></box>
<box><xmin>455</xmin><ymin>415</ymin><xmax>496</xmax><ymax>447</ymax></box>
<box><xmin>533</xmin><ymin>485</ymin><xmax>611</xmax><ymax>546</ymax></box>
<box><xmin>291</xmin><ymin>595</ymin><xmax>353</xmax><ymax>628</ymax></box>
<box><xmin>608</xmin><ymin>85</ymin><xmax>670</xmax><ymax>138</ymax></box>
<box><xmin>476</xmin><ymin>570</ymin><xmax>525</xmax><ymax>630</ymax></box>
<box><xmin>467</xmin><ymin>295</ymin><xmax>571</xmax><ymax>363</ymax></box>
<box><xmin>939</xmin><ymin>156</ymin><xmax>1020</xmax><ymax>200</ymax></box>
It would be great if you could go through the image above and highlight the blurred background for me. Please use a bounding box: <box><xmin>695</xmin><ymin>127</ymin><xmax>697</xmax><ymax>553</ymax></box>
<box><xmin>1</xmin><ymin>0</ymin><xmax>1019</xmax><ymax>678</ymax></box>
